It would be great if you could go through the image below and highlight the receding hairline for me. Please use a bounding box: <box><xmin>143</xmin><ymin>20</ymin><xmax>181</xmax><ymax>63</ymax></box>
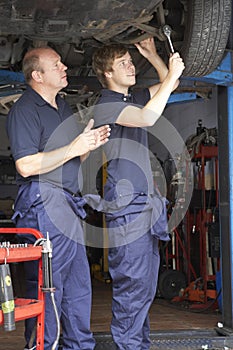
<box><xmin>23</xmin><ymin>46</ymin><xmax>57</xmax><ymax>61</ymax></box>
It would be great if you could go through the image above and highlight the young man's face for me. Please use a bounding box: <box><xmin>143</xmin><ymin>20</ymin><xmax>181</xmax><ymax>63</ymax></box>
<box><xmin>106</xmin><ymin>51</ymin><xmax>136</xmax><ymax>91</ymax></box>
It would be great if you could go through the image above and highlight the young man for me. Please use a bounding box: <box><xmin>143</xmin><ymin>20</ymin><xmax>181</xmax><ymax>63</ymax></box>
<box><xmin>92</xmin><ymin>38</ymin><xmax>185</xmax><ymax>349</ymax></box>
<box><xmin>6</xmin><ymin>47</ymin><xmax>110</xmax><ymax>350</ymax></box>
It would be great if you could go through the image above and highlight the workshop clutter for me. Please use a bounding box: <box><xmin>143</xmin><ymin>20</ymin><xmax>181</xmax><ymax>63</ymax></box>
<box><xmin>158</xmin><ymin>120</ymin><xmax>220</xmax><ymax>309</ymax></box>
<box><xmin>0</xmin><ymin>228</ymin><xmax>45</xmax><ymax>349</ymax></box>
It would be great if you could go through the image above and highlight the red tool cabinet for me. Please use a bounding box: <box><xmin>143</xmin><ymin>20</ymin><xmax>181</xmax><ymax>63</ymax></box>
<box><xmin>0</xmin><ymin>227</ymin><xmax>45</xmax><ymax>350</ymax></box>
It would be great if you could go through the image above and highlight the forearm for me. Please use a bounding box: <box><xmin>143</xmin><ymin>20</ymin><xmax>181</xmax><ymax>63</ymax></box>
<box><xmin>144</xmin><ymin>73</ymin><xmax>178</xmax><ymax>119</ymax></box>
<box><xmin>116</xmin><ymin>72</ymin><xmax>178</xmax><ymax>128</ymax></box>
<box><xmin>147</xmin><ymin>53</ymin><xmax>168</xmax><ymax>82</ymax></box>
<box><xmin>148</xmin><ymin>54</ymin><xmax>180</xmax><ymax>97</ymax></box>
<box><xmin>146</xmin><ymin>52</ymin><xmax>180</xmax><ymax>97</ymax></box>
<box><xmin>15</xmin><ymin>143</ymin><xmax>78</xmax><ymax>178</ymax></box>
<box><xmin>16</xmin><ymin>123</ymin><xmax>110</xmax><ymax>177</ymax></box>
<box><xmin>135</xmin><ymin>38</ymin><xmax>168</xmax><ymax>83</ymax></box>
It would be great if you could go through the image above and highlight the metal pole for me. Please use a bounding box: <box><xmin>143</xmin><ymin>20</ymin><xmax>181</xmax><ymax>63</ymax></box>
<box><xmin>218</xmin><ymin>85</ymin><xmax>233</xmax><ymax>329</ymax></box>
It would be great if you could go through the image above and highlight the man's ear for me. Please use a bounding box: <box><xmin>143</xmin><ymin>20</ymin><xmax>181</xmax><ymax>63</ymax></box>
<box><xmin>31</xmin><ymin>70</ymin><xmax>43</xmax><ymax>83</ymax></box>
<box><xmin>104</xmin><ymin>71</ymin><xmax>112</xmax><ymax>79</ymax></box>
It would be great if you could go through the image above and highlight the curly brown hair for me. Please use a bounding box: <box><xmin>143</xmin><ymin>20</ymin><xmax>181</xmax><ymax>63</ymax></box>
<box><xmin>92</xmin><ymin>44</ymin><xmax>128</xmax><ymax>88</ymax></box>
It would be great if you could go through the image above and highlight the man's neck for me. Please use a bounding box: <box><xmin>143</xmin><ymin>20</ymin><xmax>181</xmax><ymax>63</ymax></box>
<box><xmin>31</xmin><ymin>84</ymin><xmax>58</xmax><ymax>109</ymax></box>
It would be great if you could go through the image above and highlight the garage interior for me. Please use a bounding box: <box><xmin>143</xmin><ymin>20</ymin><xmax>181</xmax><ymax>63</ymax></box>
<box><xmin>1</xmin><ymin>1</ymin><xmax>233</xmax><ymax>350</ymax></box>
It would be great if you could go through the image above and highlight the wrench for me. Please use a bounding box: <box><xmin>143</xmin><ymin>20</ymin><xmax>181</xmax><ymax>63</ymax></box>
<box><xmin>162</xmin><ymin>25</ymin><xmax>174</xmax><ymax>53</ymax></box>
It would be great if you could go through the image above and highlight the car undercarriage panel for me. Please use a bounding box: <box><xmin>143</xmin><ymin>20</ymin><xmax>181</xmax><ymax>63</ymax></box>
<box><xmin>0</xmin><ymin>0</ymin><xmax>162</xmax><ymax>43</ymax></box>
<box><xmin>0</xmin><ymin>1</ymin><xmax>231</xmax><ymax>81</ymax></box>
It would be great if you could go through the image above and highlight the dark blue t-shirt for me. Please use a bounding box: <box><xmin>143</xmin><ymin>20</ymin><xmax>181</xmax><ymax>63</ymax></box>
<box><xmin>6</xmin><ymin>85</ymin><xmax>83</xmax><ymax>194</ymax></box>
<box><xmin>93</xmin><ymin>88</ymin><xmax>154</xmax><ymax>199</ymax></box>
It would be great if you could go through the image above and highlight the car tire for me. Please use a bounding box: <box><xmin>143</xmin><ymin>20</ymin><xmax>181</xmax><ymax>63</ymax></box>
<box><xmin>158</xmin><ymin>269</ymin><xmax>186</xmax><ymax>300</ymax></box>
<box><xmin>181</xmin><ymin>0</ymin><xmax>232</xmax><ymax>76</ymax></box>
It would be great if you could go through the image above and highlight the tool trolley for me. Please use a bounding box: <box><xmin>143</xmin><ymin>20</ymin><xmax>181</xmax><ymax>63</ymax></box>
<box><xmin>0</xmin><ymin>227</ymin><xmax>45</xmax><ymax>350</ymax></box>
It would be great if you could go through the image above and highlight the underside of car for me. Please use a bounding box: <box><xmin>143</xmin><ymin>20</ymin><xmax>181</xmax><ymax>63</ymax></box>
<box><xmin>0</xmin><ymin>0</ymin><xmax>232</xmax><ymax>75</ymax></box>
<box><xmin>0</xmin><ymin>0</ymin><xmax>232</xmax><ymax>111</ymax></box>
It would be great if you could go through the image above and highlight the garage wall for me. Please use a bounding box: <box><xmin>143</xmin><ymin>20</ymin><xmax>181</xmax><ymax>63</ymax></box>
<box><xmin>165</xmin><ymin>88</ymin><xmax>217</xmax><ymax>141</ymax></box>
<box><xmin>149</xmin><ymin>87</ymin><xmax>218</xmax><ymax>161</ymax></box>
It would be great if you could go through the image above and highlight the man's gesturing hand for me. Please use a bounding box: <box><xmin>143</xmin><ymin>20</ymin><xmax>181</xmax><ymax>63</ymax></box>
<box><xmin>83</xmin><ymin>119</ymin><xmax>111</xmax><ymax>151</ymax></box>
<box><xmin>70</xmin><ymin>119</ymin><xmax>111</xmax><ymax>160</ymax></box>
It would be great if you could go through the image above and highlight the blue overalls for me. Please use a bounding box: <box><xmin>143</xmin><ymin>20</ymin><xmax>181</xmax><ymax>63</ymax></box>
<box><xmin>13</xmin><ymin>182</ymin><xmax>95</xmax><ymax>350</ymax></box>
<box><xmin>92</xmin><ymin>89</ymin><xmax>170</xmax><ymax>349</ymax></box>
<box><xmin>6</xmin><ymin>86</ymin><xmax>95</xmax><ymax>350</ymax></box>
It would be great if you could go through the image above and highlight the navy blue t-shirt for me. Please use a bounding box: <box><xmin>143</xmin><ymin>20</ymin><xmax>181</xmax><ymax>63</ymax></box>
<box><xmin>6</xmin><ymin>85</ymin><xmax>83</xmax><ymax>194</ymax></box>
<box><xmin>93</xmin><ymin>88</ymin><xmax>154</xmax><ymax>199</ymax></box>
